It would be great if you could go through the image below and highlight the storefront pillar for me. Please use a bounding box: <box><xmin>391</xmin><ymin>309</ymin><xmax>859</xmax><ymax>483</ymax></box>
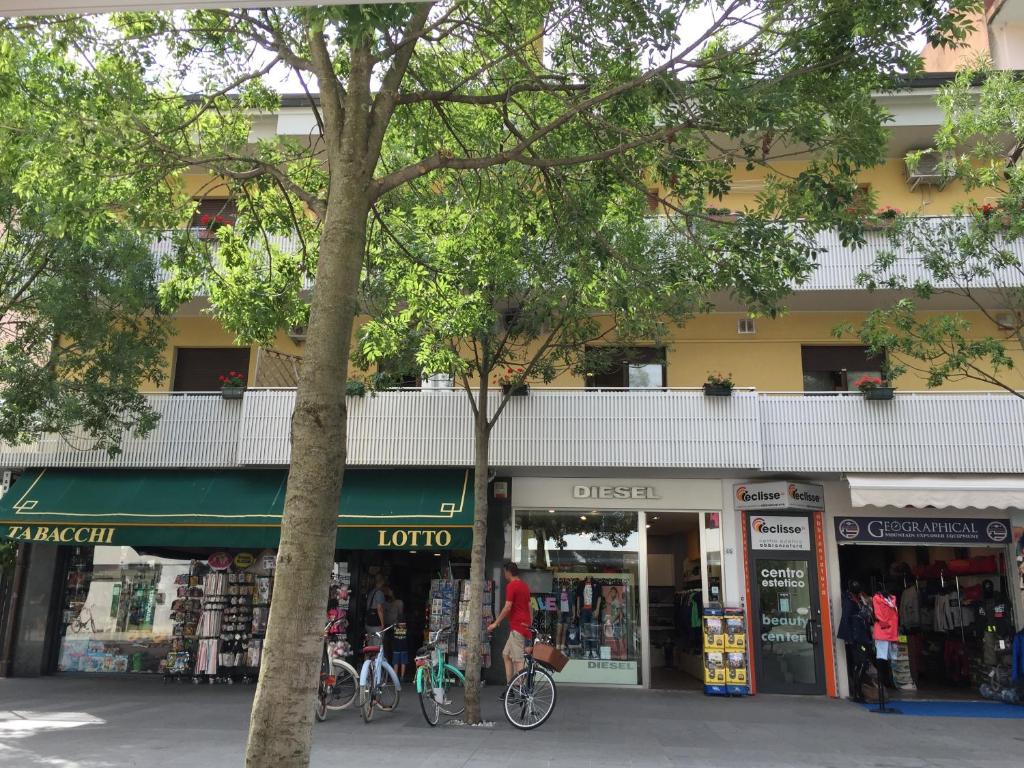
<box><xmin>10</xmin><ymin>543</ymin><xmax>62</xmax><ymax>676</ymax></box>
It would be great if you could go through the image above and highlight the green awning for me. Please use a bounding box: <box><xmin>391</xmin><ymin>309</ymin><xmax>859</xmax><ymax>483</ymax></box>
<box><xmin>0</xmin><ymin>468</ymin><xmax>473</xmax><ymax>550</ymax></box>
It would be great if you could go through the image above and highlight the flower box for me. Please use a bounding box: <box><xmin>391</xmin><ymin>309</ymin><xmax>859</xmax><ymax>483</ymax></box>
<box><xmin>702</xmin><ymin>383</ymin><xmax>733</xmax><ymax>397</ymax></box>
<box><xmin>501</xmin><ymin>383</ymin><xmax>529</xmax><ymax>397</ymax></box>
<box><xmin>864</xmin><ymin>218</ymin><xmax>897</xmax><ymax>231</ymax></box>
<box><xmin>863</xmin><ymin>386</ymin><xmax>894</xmax><ymax>401</ymax></box>
<box><xmin>221</xmin><ymin>385</ymin><xmax>245</xmax><ymax>400</ymax></box>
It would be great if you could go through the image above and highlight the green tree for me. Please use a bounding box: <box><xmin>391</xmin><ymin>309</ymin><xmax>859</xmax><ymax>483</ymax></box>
<box><xmin>355</xmin><ymin>160</ymin><xmax>826</xmax><ymax>718</ymax></box>
<box><xmin>57</xmin><ymin>3</ymin><xmax>977</xmax><ymax>763</ymax></box>
<box><xmin>838</xmin><ymin>63</ymin><xmax>1024</xmax><ymax>395</ymax></box>
<box><xmin>0</xmin><ymin>24</ymin><xmax>179</xmax><ymax>453</ymax></box>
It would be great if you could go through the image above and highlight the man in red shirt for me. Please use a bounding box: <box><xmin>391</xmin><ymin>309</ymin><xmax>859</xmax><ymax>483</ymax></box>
<box><xmin>487</xmin><ymin>561</ymin><xmax>533</xmax><ymax>695</ymax></box>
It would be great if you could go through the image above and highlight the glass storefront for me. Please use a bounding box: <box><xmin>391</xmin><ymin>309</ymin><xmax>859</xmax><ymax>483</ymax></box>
<box><xmin>58</xmin><ymin>546</ymin><xmax>190</xmax><ymax>673</ymax></box>
<box><xmin>512</xmin><ymin>509</ymin><xmax>641</xmax><ymax>685</ymax></box>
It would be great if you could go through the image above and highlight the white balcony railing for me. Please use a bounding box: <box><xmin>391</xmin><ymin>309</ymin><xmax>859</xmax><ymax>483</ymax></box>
<box><xmin>2</xmin><ymin>388</ymin><xmax>1023</xmax><ymax>474</ymax></box>
<box><xmin>149</xmin><ymin>218</ymin><xmax>1024</xmax><ymax>294</ymax></box>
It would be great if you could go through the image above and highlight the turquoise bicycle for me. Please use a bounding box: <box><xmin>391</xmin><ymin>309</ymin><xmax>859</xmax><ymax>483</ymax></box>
<box><xmin>414</xmin><ymin>625</ymin><xmax>466</xmax><ymax>726</ymax></box>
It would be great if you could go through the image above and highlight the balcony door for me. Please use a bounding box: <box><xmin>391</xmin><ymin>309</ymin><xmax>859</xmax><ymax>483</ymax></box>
<box><xmin>801</xmin><ymin>345</ymin><xmax>883</xmax><ymax>392</ymax></box>
<box><xmin>173</xmin><ymin>347</ymin><xmax>251</xmax><ymax>392</ymax></box>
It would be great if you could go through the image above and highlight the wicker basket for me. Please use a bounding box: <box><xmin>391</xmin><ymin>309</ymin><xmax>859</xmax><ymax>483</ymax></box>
<box><xmin>531</xmin><ymin>642</ymin><xmax>569</xmax><ymax>672</ymax></box>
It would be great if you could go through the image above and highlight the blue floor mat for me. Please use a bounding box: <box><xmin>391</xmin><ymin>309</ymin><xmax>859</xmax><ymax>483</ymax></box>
<box><xmin>861</xmin><ymin>700</ymin><xmax>1024</xmax><ymax>718</ymax></box>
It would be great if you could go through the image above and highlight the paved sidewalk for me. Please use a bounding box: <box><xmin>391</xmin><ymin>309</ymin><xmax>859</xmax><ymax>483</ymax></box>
<box><xmin>1</xmin><ymin>676</ymin><xmax>1022</xmax><ymax>767</ymax></box>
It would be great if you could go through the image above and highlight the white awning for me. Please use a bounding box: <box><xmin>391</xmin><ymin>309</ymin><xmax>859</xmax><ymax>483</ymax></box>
<box><xmin>847</xmin><ymin>474</ymin><xmax>1024</xmax><ymax>510</ymax></box>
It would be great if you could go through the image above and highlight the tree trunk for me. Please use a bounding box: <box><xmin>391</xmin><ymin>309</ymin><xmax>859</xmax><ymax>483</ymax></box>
<box><xmin>244</xmin><ymin>178</ymin><xmax>370</xmax><ymax>767</ymax></box>
<box><xmin>463</xmin><ymin>386</ymin><xmax>491</xmax><ymax>723</ymax></box>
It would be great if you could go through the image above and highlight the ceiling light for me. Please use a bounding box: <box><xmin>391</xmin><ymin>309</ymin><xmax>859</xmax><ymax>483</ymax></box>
<box><xmin>652</xmin><ymin>516</ymin><xmax>660</xmax><ymax>521</ymax></box>
<box><xmin>580</xmin><ymin>515</ymin><xmax>587</xmax><ymax>521</ymax></box>
<box><xmin>646</xmin><ymin>524</ymin><xmax>651</xmax><ymax>529</ymax></box>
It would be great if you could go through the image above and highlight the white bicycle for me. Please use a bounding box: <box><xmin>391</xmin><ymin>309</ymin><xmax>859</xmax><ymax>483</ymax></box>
<box><xmin>314</xmin><ymin>618</ymin><xmax>359</xmax><ymax>721</ymax></box>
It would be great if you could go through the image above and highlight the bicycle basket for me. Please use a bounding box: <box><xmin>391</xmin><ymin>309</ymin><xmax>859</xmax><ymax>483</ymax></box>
<box><xmin>531</xmin><ymin>642</ymin><xmax>568</xmax><ymax>672</ymax></box>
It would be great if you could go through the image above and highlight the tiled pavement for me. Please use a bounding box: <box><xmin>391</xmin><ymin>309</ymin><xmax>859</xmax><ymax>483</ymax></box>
<box><xmin>1</xmin><ymin>676</ymin><xmax>1021</xmax><ymax>767</ymax></box>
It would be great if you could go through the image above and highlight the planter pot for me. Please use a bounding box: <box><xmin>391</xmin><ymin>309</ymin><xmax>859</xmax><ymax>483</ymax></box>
<box><xmin>221</xmin><ymin>385</ymin><xmax>245</xmax><ymax>400</ymax></box>
<box><xmin>501</xmin><ymin>383</ymin><xmax>529</xmax><ymax>397</ymax></box>
<box><xmin>708</xmin><ymin>214</ymin><xmax>739</xmax><ymax>222</ymax></box>
<box><xmin>702</xmin><ymin>383</ymin><xmax>733</xmax><ymax>397</ymax></box>
<box><xmin>864</xmin><ymin>218</ymin><xmax>897</xmax><ymax>231</ymax></box>
<box><xmin>862</xmin><ymin>387</ymin><xmax>894</xmax><ymax>401</ymax></box>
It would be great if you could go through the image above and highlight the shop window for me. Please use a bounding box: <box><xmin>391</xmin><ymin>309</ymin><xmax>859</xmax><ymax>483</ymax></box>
<box><xmin>801</xmin><ymin>345</ymin><xmax>884</xmax><ymax>392</ymax></box>
<box><xmin>58</xmin><ymin>547</ymin><xmax>191</xmax><ymax>673</ymax></box>
<box><xmin>189</xmin><ymin>198</ymin><xmax>238</xmax><ymax>229</ymax></box>
<box><xmin>512</xmin><ymin>509</ymin><xmax>641</xmax><ymax>685</ymax></box>
<box><xmin>585</xmin><ymin>347</ymin><xmax>666</xmax><ymax>389</ymax></box>
<box><xmin>172</xmin><ymin>347</ymin><xmax>251</xmax><ymax>392</ymax></box>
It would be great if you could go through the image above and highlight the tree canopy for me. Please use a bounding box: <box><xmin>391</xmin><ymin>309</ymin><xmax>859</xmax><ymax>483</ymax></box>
<box><xmin>0</xmin><ymin>24</ymin><xmax>181</xmax><ymax>452</ymax></box>
<box><xmin>838</xmin><ymin>63</ymin><xmax>1024</xmax><ymax>395</ymax></box>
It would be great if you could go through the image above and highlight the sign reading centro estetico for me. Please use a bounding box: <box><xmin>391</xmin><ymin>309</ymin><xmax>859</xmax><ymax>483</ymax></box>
<box><xmin>835</xmin><ymin>516</ymin><xmax>1011</xmax><ymax>545</ymax></box>
<box><xmin>734</xmin><ymin>481</ymin><xmax>824</xmax><ymax>511</ymax></box>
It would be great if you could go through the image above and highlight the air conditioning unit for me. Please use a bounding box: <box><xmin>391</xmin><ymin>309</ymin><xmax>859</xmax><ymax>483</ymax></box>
<box><xmin>906</xmin><ymin>150</ymin><xmax>947</xmax><ymax>190</ymax></box>
<box><xmin>288</xmin><ymin>324</ymin><xmax>307</xmax><ymax>344</ymax></box>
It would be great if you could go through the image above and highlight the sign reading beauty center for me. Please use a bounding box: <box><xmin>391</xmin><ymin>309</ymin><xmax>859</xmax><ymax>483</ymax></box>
<box><xmin>835</xmin><ymin>517</ymin><xmax>1011</xmax><ymax>545</ymax></box>
<box><xmin>733</xmin><ymin>481</ymin><xmax>824</xmax><ymax>511</ymax></box>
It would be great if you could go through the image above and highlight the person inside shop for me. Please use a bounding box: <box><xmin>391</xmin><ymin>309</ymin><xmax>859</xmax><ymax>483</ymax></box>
<box><xmin>837</xmin><ymin>579</ymin><xmax>872</xmax><ymax>702</ymax></box>
<box><xmin>383</xmin><ymin>584</ymin><xmax>409</xmax><ymax>681</ymax></box>
<box><xmin>487</xmin><ymin>561</ymin><xmax>533</xmax><ymax>699</ymax></box>
<box><xmin>365</xmin><ymin>572</ymin><xmax>387</xmax><ymax>645</ymax></box>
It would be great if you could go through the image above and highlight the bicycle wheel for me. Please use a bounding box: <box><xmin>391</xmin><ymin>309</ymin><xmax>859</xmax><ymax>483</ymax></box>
<box><xmin>438</xmin><ymin>665</ymin><xmax>466</xmax><ymax>718</ymax></box>
<box><xmin>360</xmin><ymin>684</ymin><xmax>374</xmax><ymax>723</ymax></box>
<box><xmin>504</xmin><ymin>666</ymin><xmax>556</xmax><ymax>730</ymax></box>
<box><xmin>419</xmin><ymin>674</ymin><xmax>441</xmax><ymax>727</ymax></box>
<box><xmin>326</xmin><ymin>661</ymin><xmax>358</xmax><ymax>710</ymax></box>
<box><xmin>314</xmin><ymin>687</ymin><xmax>328</xmax><ymax>722</ymax></box>
<box><xmin>377</xmin><ymin>676</ymin><xmax>400</xmax><ymax>712</ymax></box>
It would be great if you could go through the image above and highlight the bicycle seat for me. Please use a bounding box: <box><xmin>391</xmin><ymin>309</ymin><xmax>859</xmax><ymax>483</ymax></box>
<box><xmin>362</xmin><ymin>645</ymin><xmax>381</xmax><ymax>655</ymax></box>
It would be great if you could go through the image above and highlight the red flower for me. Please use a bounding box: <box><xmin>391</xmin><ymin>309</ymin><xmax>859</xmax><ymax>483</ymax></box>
<box><xmin>199</xmin><ymin>214</ymin><xmax>211</xmax><ymax>226</ymax></box>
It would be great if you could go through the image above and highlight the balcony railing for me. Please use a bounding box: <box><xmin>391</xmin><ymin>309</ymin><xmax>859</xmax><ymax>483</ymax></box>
<box><xmin>149</xmin><ymin>217</ymin><xmax>1024</xmax><ymax>294</ymax></box>
<box><xmin>2</xmin><ymin>388</ymin><xmax>1022</xmax><ymax>474</ymax></box>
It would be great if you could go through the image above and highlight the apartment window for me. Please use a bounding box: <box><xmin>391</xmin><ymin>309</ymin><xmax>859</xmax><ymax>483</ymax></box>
<box><xmin>172</xmin><ymin>347</ymin><xmax>251</xmax><ymax>392</ymax></box>
<box><xmin>801</xmin><ymin>345</ymin><xmax>883</xmax><ymax>392</ymax></box>
<box><xmin>585</xmin><ymin>347</ymin><xmax>666</xmax><ymax>389</ymax></box>
<box><xmin>189</xmin><ymin>198</ymin><xmax>238</xmax><ymax>229</ymax></box>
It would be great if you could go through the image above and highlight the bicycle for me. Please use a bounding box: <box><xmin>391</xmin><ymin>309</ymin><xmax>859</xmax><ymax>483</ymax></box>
<box><xmin>414</xmin><ymin>625</ymin><xmax>466</xmax><ymax>726</ymax></box>
<box><xmin>502</xmin><ymin>627</ymin><xmax>560</xmax><ymax>730</ymax></box>
<box><xmin>314</xmin><ymin>617</ymin><xmax>359</xmax><ymax>722</ymax></box>
<box><xmin>358</xmin><ymin>624</ymin><xmax>401</xmax><ymax>723</ymax></box>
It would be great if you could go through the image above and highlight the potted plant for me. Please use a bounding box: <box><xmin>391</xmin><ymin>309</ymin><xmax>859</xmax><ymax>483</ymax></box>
<box><xmin>345</xmin><ymin>378</ymin><xmax>367</xmax><ymax>398</ymax></box>
<box><xmin>855</xmin><ymin>374</ymin><xmax>894</xmax><ymax>401</ymax></box>
<box><xmin>706</xmin><ymin>206</ymin><xmax>738</xmax><ymax>222</ymax></box>
<box><xmin>198</xmin><ymin>213</ymin><xmax>233</xmax><ymax>240</ymax></box>
<box><xmin>495</xmin><ymin>367</ymin><xmax>529</xmax><ymax>396</ymax></box>
<box><xmin>865</xmin><ymin>205</ymin><xmax>900</xmax><ymax>230</ymax></box>
<box><xmin>703</xmin><ymin>371</ymin><xmax>733</xmax><ymax>396</ymax></box>
<box><xmin>218</xmin><ymin>370</ymin><xmax>246</xmax><ymax>399</ymax></box>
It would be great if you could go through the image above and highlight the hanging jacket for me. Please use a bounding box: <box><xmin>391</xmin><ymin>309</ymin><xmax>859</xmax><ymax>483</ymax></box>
<box><xmin>837</xmin><ymin>592</ymin><xmax>872</xmax><ymax>645</ymax></box>
<box><xmin>872</xmin><ymin>593</ymin><xmax>899</xmax><ymax>642</ymax></box>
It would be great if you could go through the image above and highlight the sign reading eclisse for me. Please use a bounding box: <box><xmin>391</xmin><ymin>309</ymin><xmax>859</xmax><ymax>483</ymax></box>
<box><xmin>733</xmin><ymin>481</ymin><xmax>824</xmax><ymax>511</ymax></box>
<box><xmin>749</xmin><ymin>515</ymin><xmax>811</xmax><ymax>551</ymax></box>
<box><xmin>835</xmin><ymin>517</ymin><xmax>1011</xmax><ymax>545</ymax></box>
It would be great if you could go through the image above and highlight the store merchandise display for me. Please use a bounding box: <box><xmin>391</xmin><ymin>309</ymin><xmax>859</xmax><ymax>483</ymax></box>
<box><xmin>703</xmin><ymin>607</ymin><xmax>749</xmax><ymax>696</ymax></box>
<box><xmin>426</xmin><ymin>578</ymin><xmax>493</xmax><ymax>670</ymax></box>
<box><xmin>326</xmin><ymin>563</ymin><xmax>353</xmax><ymax>660</ymax></box>
<box><xmin>531</xmin><ymin>573</ymin><xmax>635</xmax><ymax>661</ymax></box>
<box><xmin>457</xmin><ymin>579</ymin><xmax>493</xmax><ymax>669</ymax></box>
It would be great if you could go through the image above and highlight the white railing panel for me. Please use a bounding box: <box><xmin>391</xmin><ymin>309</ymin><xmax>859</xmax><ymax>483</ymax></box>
<box><xmin>0</xmin><ymin>394</ymin><xmax>241</xmax><ymax>468</ymax></box>
<box><xmin>759</xmin><ymin>393</ymin><xmax>1024</xmax><ymax>473</ymax></box>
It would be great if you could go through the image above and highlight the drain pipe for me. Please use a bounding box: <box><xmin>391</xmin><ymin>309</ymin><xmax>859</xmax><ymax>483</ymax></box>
<box><xmin>0</xmin><ymin>543</ymin><xmax>27</xmax><ymax>677</ymax></box>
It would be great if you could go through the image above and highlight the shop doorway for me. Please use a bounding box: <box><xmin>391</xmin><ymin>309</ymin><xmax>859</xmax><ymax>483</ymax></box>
<box><xmin>837</xmin><ymin>544</ymin><xmax>1015</xmax><ymax>702</ymax></box>
<box><xmin>748</xmin><ymin>512</ymin><xmax>827</xmax><ymax>695</ymax></box>
<box><xmin>645</xmin><ymin>513</ymin><xmax>704</xmax><ymax>690</ymax></box>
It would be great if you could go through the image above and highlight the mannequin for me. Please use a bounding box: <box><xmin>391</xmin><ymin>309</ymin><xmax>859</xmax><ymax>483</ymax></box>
<box><xmin>837</xmin><ymin>579</ymin><xmax>871</xmax><ymax>701</ymax></box>
<box><xmin>577</xmin><ymin>577</ymin><xmax>603</xmax><ymax>659</ymax></box>
<box><xmin>871</xmin><ymin>581</ymin><xmax>901</xmax><ymax>714</ymax></box>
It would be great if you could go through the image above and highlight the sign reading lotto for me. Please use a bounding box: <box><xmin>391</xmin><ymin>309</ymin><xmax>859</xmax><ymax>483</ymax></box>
<box><xmin>835</xmin><ymin>516</ymin><xmax>1012</xmax><ymax>545</ymax></box>
<box><xmin>749</xmin><ymin>515</ymin><xmax>811</xmax><ymax>551</ymax></box>
<box><xmin>734</xmin><ymin>481</ymin><xmax>824</xmax><ymax>511</ymax></box>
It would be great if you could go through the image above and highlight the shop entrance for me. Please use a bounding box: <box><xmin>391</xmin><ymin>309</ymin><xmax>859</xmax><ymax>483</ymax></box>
<box><xmin>748</xmin><ymin>512</ymin><xmax>827</xmax><ymax>695</ymax></box>
<box><xmin>837</xmin><ymin>543</ymin><xmax>1015</xmax><ymax>702</ymax></box>
<box><xmin>645</xmin><ymin>512</ymin><xmax>704</xmax><ymax>690</ymax></box>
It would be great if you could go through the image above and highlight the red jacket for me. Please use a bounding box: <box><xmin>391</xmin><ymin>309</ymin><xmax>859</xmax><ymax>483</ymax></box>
<box><xmin>872</xmin><ymin>593</ymin><xmax>899</xmax><ymax>642</ymax></box>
